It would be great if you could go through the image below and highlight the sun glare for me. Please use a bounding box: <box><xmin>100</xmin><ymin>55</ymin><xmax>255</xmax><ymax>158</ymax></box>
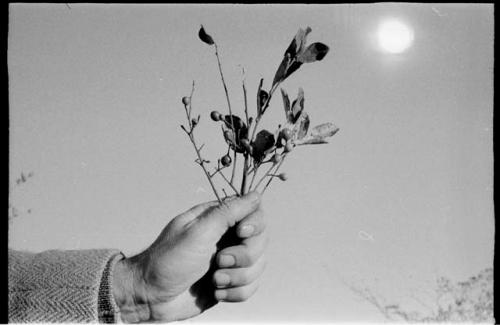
<box><xmin>377</xmin><ymin>19</ymin><xmax>414</xmax><ymax>54</ymax></box>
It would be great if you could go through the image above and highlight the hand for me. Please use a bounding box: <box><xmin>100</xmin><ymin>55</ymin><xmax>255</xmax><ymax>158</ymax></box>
<box><xmin>112</xmin><ymin>192</ymin><xmax>267</xmax><ymax>323</ymax></box>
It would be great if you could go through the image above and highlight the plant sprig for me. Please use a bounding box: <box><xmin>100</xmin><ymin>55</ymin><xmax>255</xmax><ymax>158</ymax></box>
<box><xmin>180</xmin><ymin>25</ymin><xmax>339</xmax><ymax>202</ymax></box>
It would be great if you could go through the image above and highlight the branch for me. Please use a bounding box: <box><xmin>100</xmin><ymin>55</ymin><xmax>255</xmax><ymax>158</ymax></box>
<box><xmin>182</xmin><ymin>82</ymin><xmax>222</xmax><ymax>203</ymax></box>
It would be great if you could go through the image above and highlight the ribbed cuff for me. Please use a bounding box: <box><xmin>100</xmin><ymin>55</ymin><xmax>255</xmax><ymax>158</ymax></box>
<box><xmin>98</xmin><ymin>252</ymin><xmax>126</xmax><ymax>323</ymax></box>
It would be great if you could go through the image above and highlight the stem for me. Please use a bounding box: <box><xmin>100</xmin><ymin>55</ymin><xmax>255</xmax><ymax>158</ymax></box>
<box><xmin>252</xmin><ymin>163</ymin><xmax>277</xmax><ymax>192</ymax></box>
<box><xmin>242</xmin><ymin>67</ymin><xmax>249</xmax><ymax>126</ymax></box>
<box><xmin>186</xmin><ymin>130</ymin><xmax>222</xmax><ymax>203</ymax></box>
<box><xmin>182</xmin><ymin>82</ymin><xmax>222</xmax><ymax>203</ymax></box>
<box><xmin>214</xmin><ymin>43</ymin><xmax>235</xmax><ymax>135</ymax></box>
<box><xmin>230</xmin><ymin>149</ymin><xmax>237</xmax><ymax>185</ymax></box>
<box><xmin>214</xmin><ymin>168</ymin><xmax>240</xmax><ymax>196</ymax></box>
<box><xmin>250</xmin><ymin>82</ymin><xmax>280</xmax><ymax>142</ymax></box>
<box><xmin>262</xmin><ymin>155</ymin><xmax>286</xmax><ymax>194</ymax></box>
<box><xmin>241</xmin><ymin>154</ymin><xmax>249</xmax><ymax>195</ymax></box>
<box><xmin>248</xmin><ymin>165</ymin><xmax>259</xmax><ymax>192</ymax></box>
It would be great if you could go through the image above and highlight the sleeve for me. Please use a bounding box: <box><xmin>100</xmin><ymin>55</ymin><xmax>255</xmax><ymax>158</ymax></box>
<box><xmin>8</xmin><ymin>249</ymin><xmax>124</xmax><ymax>323</ymax></box>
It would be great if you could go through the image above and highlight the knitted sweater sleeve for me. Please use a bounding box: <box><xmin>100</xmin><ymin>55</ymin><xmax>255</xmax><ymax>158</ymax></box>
<box><xmin>8</xmin><ymin>249</ymin><xmax>124</xmax><ymax>323</ymax></box>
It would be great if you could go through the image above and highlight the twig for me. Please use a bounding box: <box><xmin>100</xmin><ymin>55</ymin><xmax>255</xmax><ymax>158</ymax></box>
<box><xmin>230</xmin><ymin>149</ymin><xmax>237</xmax><ymax>185</ymax></box>
<box><xmin>248</xmin><ymin>165</ymin><xmax>259</xmax><ymax>191</ymax></box>
<box><xmin>214</xmin><ymin>42</ymin><xmax>235</xmax><ymax>136</ymax></box>
<box><xmin>251</xmin><ymin>163</ymin><xmax>277</xmax><ymax>192</ymax></box>
<box><xmin>242</xmin><ymin>67</ymin><xmax>249</xmax><ymax>126</ymax></box>
<box><xmin>250</xmin><ymin>82</ymin><xmax>280</xmax><ymax>142</ymax></box>
<box><xmin>261</xmin><ymin>155</ymin><xmax>287</xmax><ymax>194</ymax></box>
<box><xmin>182</xmin><ymin>82</ymin><xmax>222</xmax><ymax>203</ymax></box>
<box><xmin>213</xmin><ymin>168</ymin><xmax>240</xmax><ymax>196</ymax></box>
<box><xmin>241</xmin><ymin>154</ymin><xmax>249</xmax><ymax>195</ymax></box>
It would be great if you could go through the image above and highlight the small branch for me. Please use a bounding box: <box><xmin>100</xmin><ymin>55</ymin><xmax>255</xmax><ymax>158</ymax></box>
<box><xmin>248</xmin><ymin>165</ymin><xmax>259</xmax><ymax>191</ymax></box>
<box><xmin>252</xmin><ymin>163</ymin><xmax>277</xmax><ymax>192</ymax></box>
<box><xmin>250</xmin><ymin>81</ymin><xmax>280</xmax><ymax>142</ymax></box>
<box><xmin>230</xmin><ymin>149</ymin><xmax>237</xmax><ymax>185</ymax></box>
<box><xmin>213</xmin><ymin>167</ymin><xmax>240</xmax><ymax>196</ymax></box>
<box><xmin>241</xmin><ymin>154</ymin><xmax>249</xmax><ymax>195</ymax></box>
<box><xmin>242</xmin><ymin>67</ymin><xmax>249</xmax><ymax>126</ymax></box>
<box><xmin>214</xmin><ymin>42</ymin><xmax>235</xmax><ymax>136</ymax></box>
<box><xmin>261</xmin><ymin>154</ymin><xmax>287</xmax><ymax>194</ymax></box>
<box><xmin>182</xmin><ymin>82</ymin><xmax>222</xmax><ymax>203</ymax></box>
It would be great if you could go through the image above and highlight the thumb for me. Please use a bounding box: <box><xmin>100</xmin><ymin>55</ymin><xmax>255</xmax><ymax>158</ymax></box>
<box><xmin>205</xmin><ymin>191</ymin><xmax>261</xmax><ymax>234</ymax></box>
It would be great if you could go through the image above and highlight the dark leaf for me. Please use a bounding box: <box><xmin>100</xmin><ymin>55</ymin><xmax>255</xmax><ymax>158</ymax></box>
<box><xmin>291</xmin><ymin>88</ymin><xmax>304</xmax><ymax>123</ymax></box>
<box><xmin>252</xmin><ymin>130</ymin><xmax>275</xmax><ymax>162</ymax></box>
<box><xmin>298</xmin><ymin>42</ymin><xmax>330</xmax><ymax>63</ymax></box>
<box><xmin>223</xmin><ymin>114</ymin><xmax>246</xmax><ymax>131</ymax></box>
<box><xmin>272</xmin><ymin>58</ymin><xmax>288</xmax><ymax>86</ymax></box>
<box><xmin>223</xmin><ymin>115</ymin><xmax>248</xmax><ymax>152</ymax></box>
<box><xmin>292</xmin><ymin>111</ymin><xmax>309</xmax><ymax>140</ymax></box>
<box><xmin>259</xmin><ymin>89</ymin><xmax>269</xmax><ymax>113</ymax></box>
<box><xmin>281</xmin><ymin>88</ymin><xmax>293</xmax><ymax>123</ymax></box>
<box><xmin>256</xmin><ymin>78</ymin><xmax>264</xmax><ymax>116</ymax></box>
<box><xmin>198</xmin><ymin>25</ymin><xmax>214</xmax><ymax>45</ymax></box>
<box><xmin>283</xmin><ymin>61</ymin><xmax>303</xmax><ymax>81</ymax></box>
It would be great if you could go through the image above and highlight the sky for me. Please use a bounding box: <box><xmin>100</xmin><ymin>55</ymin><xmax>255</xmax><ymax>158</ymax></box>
<box><xmin>8</xmin><ymin>3</ymin><xmax>494</xmax><ymax>322</ymax></box>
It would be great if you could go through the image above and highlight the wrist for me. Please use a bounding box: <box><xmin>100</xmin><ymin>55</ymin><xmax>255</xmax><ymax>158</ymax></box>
<box><xmin>113</xmin><ymin>255</ymin><xmax>151</xmax><ymax>323</ymax></box>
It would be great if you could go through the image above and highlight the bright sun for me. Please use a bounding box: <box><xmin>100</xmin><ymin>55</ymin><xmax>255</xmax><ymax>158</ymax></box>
<box><xmin>377</xmin><ymin>19</ymin><xmax>414</xmax><ymax>54</ymax></box>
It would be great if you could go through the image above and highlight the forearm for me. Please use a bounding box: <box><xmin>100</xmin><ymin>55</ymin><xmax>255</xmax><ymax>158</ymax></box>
<box><xmin>9</xmin><ymin>249</ymin><xmax>122</xmax><ymax>323</ymax></box>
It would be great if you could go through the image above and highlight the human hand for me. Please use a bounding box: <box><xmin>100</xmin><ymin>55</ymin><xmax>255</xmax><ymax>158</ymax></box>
<box><xmin>112</xmin><ymin>192</ymin><xmax>267</xmax><ymax>323</ymax></box>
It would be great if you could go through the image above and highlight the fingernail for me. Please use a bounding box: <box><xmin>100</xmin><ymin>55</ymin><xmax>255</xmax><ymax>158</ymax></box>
<box><xmin>218</xmin><ymin>254</ymin><xmax>235</xmax><ymax>267</ymax></box>
<box><xmin>239</xmin><ymin>225</ymin><xmax>255</xmax><ymax>238</ymax></box>
<box><xmin>215</xmin><ymin>289</ymin><xmax>227</xmax><ymax>301</ymax></box>
<box><xmin>214</xmin><ymin>272</ymin><xmax>231</xmax><ymax>287</ymax></box>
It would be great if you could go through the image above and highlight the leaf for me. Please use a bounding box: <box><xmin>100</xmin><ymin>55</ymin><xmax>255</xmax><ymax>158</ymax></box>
<box><xmin>284</xmin><ymin>61</ymin><xmax>303</xmax><ymax>82</ymax></box>
<box><xmin>281</xmin><ymin>88</ymin><xmax>293</xmax><ymax>123</ymax></box>
<box><xmin>273</xmin><ymin>26</ymin><xmax>312</xmax><ymax>86</ymax></box>
<box><xmin>293</xmin><ymin>111</ymin><xmax>309</xmax><ymax>140</ymax></box>
<box><xmin>295</xmin><ymin>123</ymin><xmax>339</xmax><ymax>146</ymax></box>
<box><xmin>295</xmin><ymin>136</ymin><xmax>329</xmax><ymax>145</ymax></box>
<box><xmin>256</xmin><ymin>78</ymin><xmax>264</xmax><ymax>116</ymax></box>
<box><xmin>223</xmin><ymin>115</ymin><xmax>248</xmax><ymax>152</ymax></box>
<box><xmin>252</xmin><ymin>130</ymin><xmax>275</xmax><ymax>162</ymax></box>
<box><xmin>198</xmin><ymin>25</ymin><xmax>214</xmax><ymax>45</ymax></box>
<box><xmin>285</xmin><ymin>26</ymin><xmax>312</xmax><ymax>58</ymax></box>
<box><xmin>310</xmin><ymin>122</ymin><xmax>339</xmax><ymax>138</ymax></box>
<box><xmin>272</xmin><ymin>57</ymin><xmax>288</xmax><ymax>86</ymax></box>
<box><xmin>223</xmin><ymin>114</ymin><xmax>246</xmax><ymax>131</ymax></box>
<box><xmin>298</xmin><ymin>42</ymin><xmax>330</xmax><ymax>63</ymax></box>
<box><xmin>258</xmin><ymin>89</ymin><xmax>269</xmax><ymax>114</ymax></box>
<box><xmin>290</xmin><ymin>87</ymin><xmax>304</xmax><ymax>123</ymax></box>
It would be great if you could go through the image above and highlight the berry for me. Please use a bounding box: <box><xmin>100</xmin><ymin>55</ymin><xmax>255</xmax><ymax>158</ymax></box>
<box><xmin>182</xmin><ymin>96</ymin><xmax>190</xmax><ymax>106</ymax></box>
<box><xmin>271</xmin><ymin>153</ymin><xmax>282</xmax><ymax>165</ymax></box>
<box><xmin>280</xmin><ymin>128</ymin><xmax>292</xmax><ymax>141</ymax></box>
<box><xmin>277</xmin><ymin>173</ymin><xmax>288</xmax><ymax>181</ymax></box>
<box><xmin>210</xmin><ymin>111</ymin><xmax>222</xmax><ymax>121</ymax></box>
<box><xmin>221</xmin><ymin>155</ymin><xmax>232</xmax><ymax>167</ymax></box>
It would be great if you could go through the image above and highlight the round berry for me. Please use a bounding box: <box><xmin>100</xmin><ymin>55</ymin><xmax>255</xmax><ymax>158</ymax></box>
<box><xmin>221</xmin><ymin>155</ymin><xmax>232</xmax><ymax>167</ymax></box>
<box><xmin>281</xmin><ymin>128</ymin><xmax>292</xmax><ymax>141</ymax></box>
<box><xmin>182</xmin><ymin>96</ymin><xmax>190</xmax><ymax>106</ymax></box>
<box><xmin>210</xmin><ymin>111</ymin><xmax>222</xmax><ymax>121</ymax></box>
<box><xmin>277</xmin><ymin>173</ymin><xmax>288</xmax><ymax>181</ymax></box>
<box><xmin>271</xmin><ymin>153</ymin><xmax>282</xmax><ymax>165</ymax></box>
